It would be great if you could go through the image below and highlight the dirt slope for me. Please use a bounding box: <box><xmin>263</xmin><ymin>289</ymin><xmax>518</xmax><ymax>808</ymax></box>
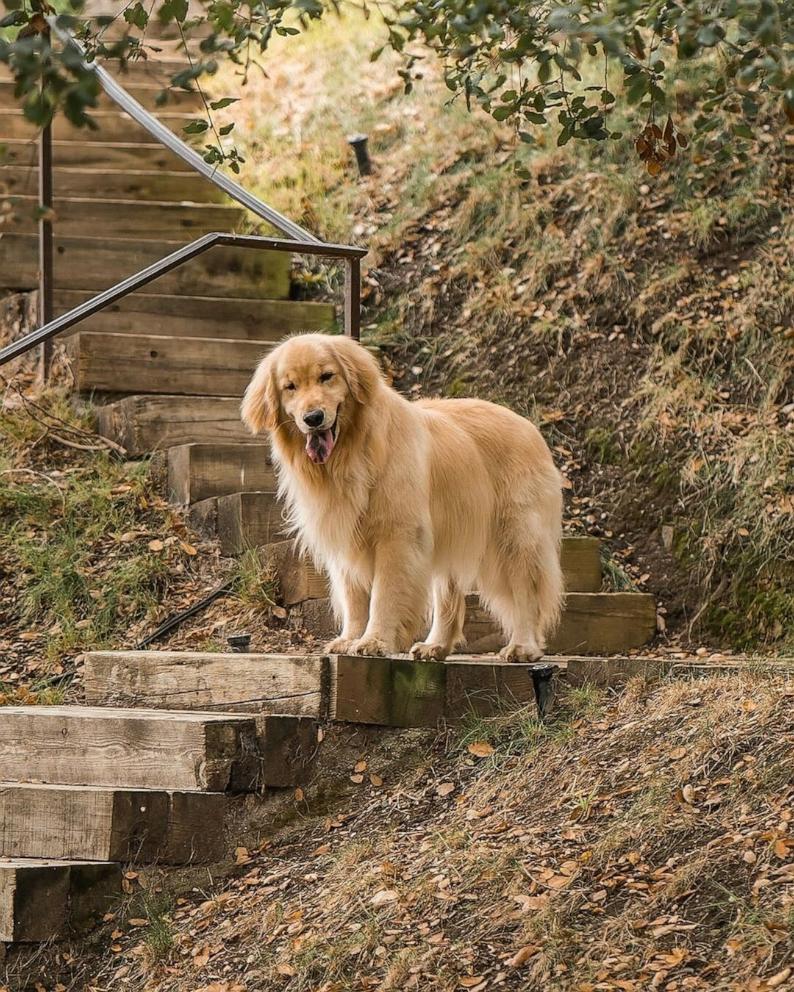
<box><xmin>9</xmin><ymin>672</ymin><xmax>791</xmax><ymax>992</ymax></box>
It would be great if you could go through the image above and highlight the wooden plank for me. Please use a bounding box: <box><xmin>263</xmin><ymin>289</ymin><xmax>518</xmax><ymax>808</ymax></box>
<box><xmin>561</xmin><ymin>656</ymin><xmax>669</xmax><ymax>687</ymax></box>
<box><xmin>265</xmin><ymin>535</ymin><xmax>600</xmax><ymax>607</ymax></box>
<box><xmin>1</xmin><ymin>138</ymin><xmax>197</xmax><ymax>171</ymax></box>
<box><xmin>328</xmin><ymin>655</ymin><xmax>537</xmax><ymax>727</ymax></box>
<box><xmin>0</xmin><ymin>108</ymin><xmax>206</xmax><ymax>142</ymax></box>
<box><xmin>263</xmin><ymin>540</ymin><xmax>329</xmax><ymax>605</ymax></box>
<box><xmin>0</xmin><ymin>859</ymin><xmax>120</xmax><ymax>943</ymax></box>
<box><xmin>0</xmin><ymin>165</ymin><xmax>227</xmax><ymax>201</ymax></box>
<box><xmin>214</xmin><ymin>491</ymin><xmax>285</xmax><ymax>553</ymax></box>
<box><xmin>70</xmin><ymin>333</ymin><xmax>270</xmax><ymax>397</ymax></box>
<box><xmin>82</xmin><ymin>651</ymin><xmax>326</xmax><ymax>716</ymax></box>
<box><xmin>0</xmin><ymin>79</ymin><xmax>204</xmax><ymax>112</ymax></box>
<box><xmin>464</xmin><ymin>592</ymin><xmax>657</xmax><ymax>655</ymax></box>
<box><xmin>168</xmin><ymin>442</ymin><xmax>274</xmax><ymax>504</ymax></box>
<box><xmin>0</xmin><ymin>783</ymin><xmax>225</xmax><ymax>863</ymax></box>
<box><xmin>297</xmin><ymin>592</ymin><xmax>657</xmax><ymax>655</ymax></box>
<box><xmin>0</xmin><ymin>234</ymin><xmax>291</xmax><ymax>298</ymax></box>
<box><xmin>96</xmin><ymin>394</ymin><xmax>255</xmax><ymax>454</ymax></box>
<box><xmin>0</xmin><ymin>706</ymin><xmax>263</xmax><ymax>792</ymax></box>
<box><xmin>5</xmin><ymin>195</ymin><xmax>246</xmax><ymax>239</ymax></box>
<box><xmin>562</xmin><ymin>536</ymin><xmax>601</xmax><ymax>592</ymax></box>
<box><xmin>0</xmin><ymin>59</ymin><xmax>194</xmax><ymax>82</ymax></box>
<box><xmin>55</xmin><ymin>290</ymin><xmax>335</xmax><ymax>339</ymax></box>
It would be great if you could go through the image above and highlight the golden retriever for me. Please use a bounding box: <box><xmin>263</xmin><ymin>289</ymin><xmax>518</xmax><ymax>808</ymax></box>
<box><xmin>241</xmin><ymin>333</ymin><xmax>563</xmax><ymax>661</ymax></box>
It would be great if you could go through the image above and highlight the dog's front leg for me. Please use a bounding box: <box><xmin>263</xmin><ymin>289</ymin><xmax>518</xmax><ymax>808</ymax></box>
<box><xmin>348</xmin><ymin>535</ymin><xmax>430</xmax><ymax>657</ymax></box>
<box><xmin>325</xmin><ymin>568</ymin><xmax>370</xmax><ymax>655</ymax></box>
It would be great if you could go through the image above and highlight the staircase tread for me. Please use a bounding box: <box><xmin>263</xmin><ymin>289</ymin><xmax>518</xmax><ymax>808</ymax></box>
<box><xmin>0</xmin><ymin>704</ymin><xmax>257</xmax><ymax>722</ymax></box>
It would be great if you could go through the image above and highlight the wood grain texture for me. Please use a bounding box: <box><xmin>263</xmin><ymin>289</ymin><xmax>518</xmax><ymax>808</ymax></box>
<box><xmin>96</xmin><ymin>395</ymin><xmax>254</xmax><ymax>454</ymax></box>
<box><xmin>1</xmin><ymin>138</ymin><xmax>197</xmax><ymax>171</ymax></box>
<box><xmin>0</xmin><ymin>165</ymin><xmax>227</xmax><ymax>202</ymax></box>
<box><xmin>70</xmin><ymin>333</ymin><xmax>270</xmax><ymax>397</ymax></box>
<box><xmin>0</xmin><ymin>79</ymin><xmax>203</xmax><ymax>112</ymax></box>
<box><xmin>0</xmin><ymin>108</ymin><xmax>206</xmax><ymax>142</ymax></box>
<box><xmin>298</xmin><ymin>592</ymin><xmax>656</xmax><ymax>655</ymax></box>
<box><xmin>328</xmin><ymin>655</ymin><xmax>537</xmax><ymax>727</ymax></box>
<box><xmin>0</xmin><ymin>234</ymin><xmax>291</xmax><ymax>298</ymax></box>
<box><xmin>0</xmin><ymin>783</ymin><xmax>225</xmax><ymax>863</ymax></box>
<box><xmin>5</xmin><ymin>195</ymin><xmax>245</xmax><ymax>239</ymax></box>
<box><xmin>217</xmin><ymin>491</ymin><xmax>285</xmax><ymax>553</ymax></box>
<box><xmin>167</xmin><ymin>442</ymin><xmax>274</xmax><ymax>504</ymax></box>
<box><xmin>82</xmin><ymin>651</ymin><xmax>326</xmax><ymax>717</ymax></box>
<box><xmin>0</xmin><ymin>859</ymin><xmax>120</xmax><ymax>942</ymax></box>
<box><xmin>464</xmin><ymin>592</ymin><xmax>657</xmax><ymax>655</ymax></box>
<box><xmin>56</xmin><ymin>290</ymin><xmax>334</xmax><ymax>339</ymax></box>
<box><xmin>0</xmin><ymin>706</ymin><xmax>263</xmax><ymax>792</ymax></box>
<box><xmin>562</xmin><ymin>536</ymin><xmax>602</xmax><ymax>593</ymax></box>
<box><xmin>262</xmin><ymin>541</ymin><xmax>330</xmax><ymax>606</ymax></box>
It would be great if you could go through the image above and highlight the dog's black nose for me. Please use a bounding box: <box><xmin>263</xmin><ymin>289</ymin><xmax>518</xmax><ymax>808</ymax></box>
<box><xmin>303</xmin><ymin>409</ymin><xmax>325</xmax><ymax>429</ymax></box>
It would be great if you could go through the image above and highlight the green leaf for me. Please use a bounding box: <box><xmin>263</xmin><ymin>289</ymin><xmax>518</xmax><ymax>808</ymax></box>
<box><xmin>731</xmin><ymin>123</ymin><xmax>753</xmax><ymax>139</ymax></box>
<box><xmin>209</xmin><ymin>97</ymin><xmax>238</xmax><ymax>110</ymax></box>
<box><xmin>219</xmin><ymin>122</ymin><xmax>235</xmax><ymax>135</ymax></box>
<box><xmin>183</xmin><ymin>119</ymin><xmax>210</xmax><ymax>134</ymax></box>
<box><xmin>123</xmin><ymin>3</ymin><xmax>149</xmax><ymax>30</ymax></box>
<box><xmin>492</xmin><ymin>105</ymin><xmax>514</xmax><ymax>121</ymax></box>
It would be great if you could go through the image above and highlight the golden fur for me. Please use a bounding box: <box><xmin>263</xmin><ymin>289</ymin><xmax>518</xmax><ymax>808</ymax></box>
<box><xmin>241</xmin><ymin>333</ymin><xmax>563</xmax><ymax>661</ymax></box>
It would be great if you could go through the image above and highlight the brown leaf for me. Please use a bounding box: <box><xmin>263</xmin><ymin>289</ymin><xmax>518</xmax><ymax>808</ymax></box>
<box><xmin>276</xmin><ymin>963</ymin><xmax>295</xmax><ymax>977</ymax></box>
<box><xmin>467</xmin><ymin>741</ymin><xmax>495</xmax><ymax>758</ymax></box>
<box><xmin>127</xmin><ymin>918</ymin><xmax>148</xmax><ymax>927</ymax></box>
<box><xmin>436</xmin><ymin>782</ymin><xmax>455</xmax><ymax>797</ymax></box>
<box><xmin>147</xmin><ymin>539</ymin><xmax>164</xmax><ymax>552</ymax></box>
<box><xmin>371</xmin><ymin>889</ymin><xmax>398</xmax><ymax>907</ymax></box>
<box><xmin>507</xmin><ymin>945</ymin><xmax>538</xmax><ymax>967</ymax></box>
<box><xmin>459</xmin><ymin>978</ymin><xmax>486</xmax><ymax>988</ymax></box>
<box><xmin>193</xmin><ymin>946</ymin><xmax>211</xmax><ymax>968</ymax></box>
<box><xmin>294</xmin><ymin>787</ymin><xmax>305</xmax><ymax>802</ymax></box>
<box><xmin>180</xmin><ymin>541</ymin><xmax>198</xmax><ymax>555</ymax></box>
<box><xmin>234</xmin><ymin>846</ymin><xmax>251</xmax><ymax>865</ymax></box>
<box><xmin>350</xmin><ymin>773</ymin><xmax>365</xmax><ymax>784</ymax></box>
<box><xmin>370</xmin><ymin>773</ymin><xmax>384</xmax><ymax>787</ymax></box>
<box><xmin>354</xmin><ymin>760</ymin><xmax>368</xmax><ymax>773</ymax></box>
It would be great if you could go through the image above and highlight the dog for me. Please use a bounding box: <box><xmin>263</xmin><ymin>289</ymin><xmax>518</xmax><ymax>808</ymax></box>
<box><xmin>241</xmin><ymin>333</ymin><xmax>563</xmax><ymax>661</ymax></box>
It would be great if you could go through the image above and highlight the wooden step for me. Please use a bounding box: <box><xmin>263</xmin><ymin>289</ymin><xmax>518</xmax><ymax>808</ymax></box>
<box><xmin>84</xmin><ymin>652</ymin><xmax>327</xmax><ymax>716</ymax></box>
<box><xmin>190</xmin><ymin>491</ymin><xmax>285</xmax><ymax>553</ymax></box>
<box><xmin>1</xmin><ymin>138</ymin><xmax>198</xmax><ymax>171</ymax></box>
<box><xmin>0</xmin><ymin>706</ymin><xmax>313</xmax><ymax>792</ymax></box>
<box><xmin>260</xmin><ymin>536</ymin><xmax>601</xmax><ymax>606</ymax></box>
<box><xmin>0</xmin><ymin>79</ymin><xmax>204</xmax><ymax>112</ymax></box>
<box><xmin>296</xmin><ymin>591</ymin><xmax>657</xmax><ymax>655</ymax></box>
<box><xmin>0</xmin><ymin>859</ymin><xmax>120</xmax><ymax>943</ymax></box>
<box><xmin>0</xmin><ymin>108</ymin><xmax>206</xmax><ymax>142</ymax></box>
<box><xmin>82</xmin><ymin>651</ymin><xmax>542</xmax><ymax>726</ymax></box>
<box><xmin>0</xmin><ymin>58</ymin><xmax>190</xmax><ymax>82</ymax></box>
<box><xmin>0</xmin><ymin>783</ymin><xmax>225</xmax><ymax>863</ymax></box>
<box><xmin>168</xmin><ymin>442</ymin><xmax>274</xmax><ymax>504</ymax></box>
<box><xmin>5</xmin><ymin>195</ymin><xmax>246</xmax><ymax>239</ymax></box>
<box><xmin>58</xmin><ymin>291</ymin><xmax>334</xmax><ymax>341</ymax></box>
<box><xmin>0</xmin><ymin>234</ymin><xmax>290</xmax><ymax>297</ymax></box>
<box><xmin>0</xmin><ymin>164</ymin><xmax>228</xmax><ymax>201</ymax></box>
<box><xmin>69</xmin><ymin>333</ymin><xmax>269</xmax><ymax>397</ymax></box>
<box><xmin>96</xmin><ymin>394</ymin><xmax>253</xmax><ymax>453</ymax></box>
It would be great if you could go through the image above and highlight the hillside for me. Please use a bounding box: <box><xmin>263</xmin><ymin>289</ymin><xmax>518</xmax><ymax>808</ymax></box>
<box><xmin>6</xmin><ymin>672</ymin><xmax>793</xmax><ymax>991</ymax></box>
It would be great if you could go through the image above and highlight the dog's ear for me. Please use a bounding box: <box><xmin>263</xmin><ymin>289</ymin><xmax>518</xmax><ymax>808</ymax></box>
<box><xmin>334</xmin><ymin>336</ymin><xmax>383</xmax><ymax>405</ymax></box>
<box><xmin>241</xmin><ymin>352</ymin><xmax>280</xmax><ymax>434</ymax></box>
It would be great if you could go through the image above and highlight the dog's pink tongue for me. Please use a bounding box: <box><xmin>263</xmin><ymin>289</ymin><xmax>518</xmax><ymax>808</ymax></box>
<box><xmin>306</xmin><ymin>429</ymin><xmax>335</xmax><ymax>465</ymax></box>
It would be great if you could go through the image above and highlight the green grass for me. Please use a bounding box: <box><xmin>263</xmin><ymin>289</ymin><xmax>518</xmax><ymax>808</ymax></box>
<box><xmin>0</xmin><ymin>390</ymin><xmax>192</xmax><ymax>664</ymax></box>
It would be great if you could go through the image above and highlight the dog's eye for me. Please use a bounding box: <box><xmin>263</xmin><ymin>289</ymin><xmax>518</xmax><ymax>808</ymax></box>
<box><xmin>284</xmin><ymin>382</ymin><xmax>296</xmax><ymax>391</ymax></box>
<box><xmin>319</xmin><ymin>371</ymin><xmax>334</xmax><ymax>383</ymax></box>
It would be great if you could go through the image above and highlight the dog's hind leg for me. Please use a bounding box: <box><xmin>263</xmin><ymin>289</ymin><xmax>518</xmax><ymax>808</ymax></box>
<box><xmin>479</xmin><ymin>533</ymin><xmax>563</xmax><ymax>663</ymax></box>
<box><xmin>410</xmin><ymin>578</ymin><xmax>466</xmax><ymax>662</ymax></box>
<box><xmin>325</xmin><ymin>567</ymin><xmax>370</xmax><ymax>655</ymax></box>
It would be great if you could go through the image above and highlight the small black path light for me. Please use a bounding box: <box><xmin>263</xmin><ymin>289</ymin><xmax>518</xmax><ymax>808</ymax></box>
<box><xmin>227</xmin><ymin>632</ymin><xmax>252</xmax><ymax>653</ymax></box>
<box><xmin>347</xmin><ymin>133</ymin><xmax>373</xmax><ymax>176</ymax></box>
<box><xmin>530</xmin><ymin>664</ymin><xmax>557</xmax><ymax>718</ymax></box>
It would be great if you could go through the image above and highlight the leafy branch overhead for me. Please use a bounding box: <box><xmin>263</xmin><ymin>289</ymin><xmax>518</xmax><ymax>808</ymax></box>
<box><xmin>0</xmin><ymin>0</ymin><xmax>791</xmax><ymax>172</ymax></box>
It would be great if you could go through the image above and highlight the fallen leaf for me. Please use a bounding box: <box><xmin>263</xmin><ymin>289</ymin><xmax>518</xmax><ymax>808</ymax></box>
<box><xmin>459</xmin><ymin>978</ymin><xmax>486</xmax><ymax>988</ymax></box>
<box><xmin>147</xmin><ymin>539</ymin><xmax>164</xmax><ymax>552</ymax></box>
<box><xmin>294</xmin><ymin>787</ymin><xmax>305</xmax><ymax>802</ymax></box>
<box><xmin>180</xmin><ymin>541</ymin><xmax>198</xmax><ymax>555</ymax></box>
<box><xmin>354</xmin><ymin>760</ymin><xmax>368</xmax><ymax>773</ymax></box>
<box><xmin>235</xmin><ymin>846</ymin><xmax>251</xmax><ymax>865</ymax></box>
<box><xmin>370</xmin><ymin>773</ymin><xmax>384</xmax><ymax>787</ymax></box>
<box><xmin>371</xmin><ymin>889</ymin><xmax>398</xmax><ymax>907</ymax></box>
<box><xmin>276</xmin><ymin>963</ymin><xmax>295</xmax><ymax>977</ymax></box>
<box><xmin>350</xmin><ymin>773</ymin><xmax>364</xmax><ymax>784</ymax></box>
<box><xmin>436</xmin><ymin>782</ymin><xmax>455</xmax><ymax>797</ymax></box>
<box><xmin>127</xmin><ymin>918</ymin><xmax>148</xmax><ymax>927</ymax></box>
<box><xmin>193</xmin><ymin>946</ymin><xmax>211</xmax><ymax>968</ymax></box>
<box><xmin>468</xmin><ymin>741</ymin><xmax>495</xmax><ymax>758</ymax></box>
<box><xmin>507</xmin><ymin>945</ymin><xmax>538</xmax><ymax>967</ymax></box>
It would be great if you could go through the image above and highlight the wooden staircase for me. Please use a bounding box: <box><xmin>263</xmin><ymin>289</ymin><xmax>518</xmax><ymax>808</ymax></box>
<box><xmin>0</xmin><ymin>50</ymin><xmax>660</xmax><ymax>954</ymax></box>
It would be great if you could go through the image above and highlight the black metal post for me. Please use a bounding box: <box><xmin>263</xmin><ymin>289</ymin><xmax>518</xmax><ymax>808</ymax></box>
<box><xmin>344</xmin><ymin>256</ymin><xmax>361</xmax><ymax>340</ymax></box>
<box><xmin>347</xmin><ymin>134</ymin><xmax>373</xmax><ymax>177</ymax></box>
<box><xmin>38</xmin><ymin>119</ymin><xmax>54</xmax><ymax>381</ymax></box>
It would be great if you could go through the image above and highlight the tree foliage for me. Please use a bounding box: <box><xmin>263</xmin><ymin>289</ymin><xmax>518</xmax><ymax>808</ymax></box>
<box><xmin>1</xmin><ymin>0</ymin><xmax>791</xmax><ymax>172</ymax></box>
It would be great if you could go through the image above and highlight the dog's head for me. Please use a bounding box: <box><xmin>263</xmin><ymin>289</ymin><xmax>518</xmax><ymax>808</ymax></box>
<box><xmin>241</xmin><ymin>333</ymin><xmax>382</xmax><ymax>465</ymax></box>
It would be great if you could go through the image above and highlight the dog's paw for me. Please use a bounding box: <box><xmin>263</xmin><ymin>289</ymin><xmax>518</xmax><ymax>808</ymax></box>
<box><xmin>410</xmin><ymin>641</ymin><xmax>450</xmax><ymax>662</ymax></box>
<box><xmin>324</xmin><ymin>636</ymin><xmax>356</xmax><ymax>655</ymax></box>
<box><xmin>500</xmin><ymin>642</ymin><xmax>543</xmax><ymax>663</ymax></box>
<box><xmin>348</xmin><ymin>635</ymin><xmax>389</xmax><ymax>657</ymax></box>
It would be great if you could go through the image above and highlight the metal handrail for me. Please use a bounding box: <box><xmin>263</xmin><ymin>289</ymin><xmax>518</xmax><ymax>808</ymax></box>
<box><xmin>0</xmin><ymin>235</ymin><xmax>367</xmax><ymax>366</ymax></box>
<box><xmin>1</xmin><ymin>20</ymin><xmax>364</xmax><ymax>369</ymax></box>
